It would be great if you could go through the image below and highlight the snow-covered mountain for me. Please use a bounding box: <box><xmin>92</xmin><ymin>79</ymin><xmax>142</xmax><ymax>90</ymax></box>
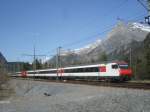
<box><xmin>60</xmin><ymin>21</ymin><xmax>150</xmax><ymax>56</ymax></box>
<box><xmin>47</xmin><ymin>21</ymin><xmax>150</xmax><ymax>66</ymax></box>
<box><xmin>131</xmin><ymin>22</ymin><xmax>150</xmax><ymax>32</ymax></box>
<box><xmin>74</xmin><ymin>39</ymin><xmax>102</xmax><ymax>54</ymax></box>
<box><xmin>61</xmin><ymin>39</ymin><xmax>102</xmax><ymax>56</ymax></box>
<box><xmin>101</xmin><ymin>21</ymin><xmax>150</xmax><ymax>54</ymax></box>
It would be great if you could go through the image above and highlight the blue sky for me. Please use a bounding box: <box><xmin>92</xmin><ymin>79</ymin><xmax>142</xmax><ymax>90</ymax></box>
<box><xmin>0</xmin><ymin>0</ymin><xmax>147</xmax><ymax>62</ymax></box>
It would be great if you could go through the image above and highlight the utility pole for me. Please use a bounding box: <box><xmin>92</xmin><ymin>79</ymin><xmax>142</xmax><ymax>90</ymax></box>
<box><xmin>17</xmin><ymin>57</ymin><xmax>20</xmax><ymax>72</ymax></box>
<box><xmin>129</xmin><ymin>48</ymin><xmax>132</xmax><ymax>68</ymax></box>
<box><xmin>56</xmin><ymin>48</ymin><xmax>59</xmax><ymax>80</ymax></box>
<box><xmin>22</xmin><ymin>46</ymin><xmax>46</xmax><ymax>93</ymax></box>
<box><xmin>22</xmin><ymin>46</ymin><xmax>46</xmax><ymax>74</ymax></box>
<box><xmin>58</xmin><ymin>46</ymin><xmax>62</xmax><ymax>68</ymax></box>
<box><xmin>33</xmin><ymin>45</ymin><xmax>36</xmax><ymax>71</ymax></box>
<box><xmin>56</xmin><ymin>46</ymin><xmax>62</xmax><ymax>80</ymax></box>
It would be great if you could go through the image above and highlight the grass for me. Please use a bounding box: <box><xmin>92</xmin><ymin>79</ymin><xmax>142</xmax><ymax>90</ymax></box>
<box><xmin>0</xmin><ymin>67</ymin><xmax>12</xmax><ymax>100</ymax></box>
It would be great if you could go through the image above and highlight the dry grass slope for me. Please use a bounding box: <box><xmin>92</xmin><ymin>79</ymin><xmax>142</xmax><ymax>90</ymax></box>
<box><xmin>0</xmin><ymin>64</ymin><xmax>12</xmax><ymax>100</ymax></box>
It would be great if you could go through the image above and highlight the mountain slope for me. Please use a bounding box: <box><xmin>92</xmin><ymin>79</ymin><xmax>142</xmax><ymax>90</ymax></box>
<box><xmin>108</xmin><ymin>32</ymin><xmax>150</xmax><ymax>79</ymax></box>
<box><xmin>101</xmin><ymin>21</ymin><xmax>149</xmax><ymax>54</ymax></box>
<box><xmin>47</xmin><ymin>21</ymin><xmax>150</xmax><ymax>67</ymax></box>
<box><xmin>61</xmin><ymin>21</ymin><xmax>150</xmax><ymax>56</ymax></box>
<box><xmin>0</xmin><ymin>52</ymin><xmax>7</xmax><ymax>67</ymax></box>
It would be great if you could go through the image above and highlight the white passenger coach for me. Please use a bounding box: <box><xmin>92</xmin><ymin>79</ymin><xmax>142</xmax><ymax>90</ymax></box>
<box><xmin>14</xmin><ymin>61</ymin><xmax>132</xmax><ymax>81</ymax></box>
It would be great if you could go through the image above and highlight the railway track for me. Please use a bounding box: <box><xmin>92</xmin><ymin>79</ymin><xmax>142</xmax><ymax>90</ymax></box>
<box><xmin>54</xmin><ymin>80</ymin><xmax>150</xmax><ymax>90</ymax></box>
<box><xmin>12</xmin><ymin>77</ymin><xmax>150</xmax><ymax>90</ymax></box>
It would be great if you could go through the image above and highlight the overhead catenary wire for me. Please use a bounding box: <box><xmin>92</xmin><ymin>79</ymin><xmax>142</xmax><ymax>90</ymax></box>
<box><xmin>103</xmin><ymin>0</ymin><xmax>129</xmax><ymax>17</ymax></box>
<box><xmin>45</xmin><ymin>0</ymin><xmax>129</xmax><ymax>54</ymax></box>
<box><xmin>124</xmin><ymin>13</ymin><xmax>146</xmax><ymax>22</ymax></box>
<box><xmin>137</xmin><ymin>0</ymin><xmax>148</xmax><ymax>11</ymax></box>
<box><xmin>46</xmin><ymin>12</ymin><xmax>146</xmax><ymax>57</ymax></box>
<box><xmin>45</xmin><ymin>0</ymin><xmax>147</xmax><ymax>59</ymax></box>
<box><xmin>64</xmin><ymin>3</ymin><xmax>146</xmax><ymax>49</ymax></box>
<box><xmin>61</xmin><ymin>14</ymin><xmax>146</xmax><ymax>49</ymax></box>
<box><xmin>61</xmin><ymin>24</ymin><xmax>116</xmax><ymax>48</ymax></box>
<box><xmin>45</xmin><ymin>15</ymin><xmax>146</xmax><ymax>59</ymax></box>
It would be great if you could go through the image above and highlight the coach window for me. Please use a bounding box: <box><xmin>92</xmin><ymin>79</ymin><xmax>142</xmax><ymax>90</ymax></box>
<box><xmin>66</xmin><ymin>69</ymin><xmax>74</xmax><ymax>73</ymax></box>
<box><xmin>74</xmin><ymin>69</ymin><xmax>78</xmax><ymax>73</ymax></box>
<box><xmin>52</xmin><ymin>70</ymin><xmax>57</xmax><ymax>73</ymax></box>
<box><xmin>93</xmin><ymin>67</ymin><xmax>99</xmax><ymax>72</ymax></box>
<box><xmin>71</xmin><ymin>69</ymin><xmax>76</xmax><ymax>73</ymax></box>
<box><xmin>84</xmin><ymin>68</ymin><xmax>89</xmax><ymax>72</ymax></box>
<box><xmin>78</xmin><ymin>68</ymin><xmax>81</xmax><ymax>72</ymax></box>
<box><xmin>64</xmin><ymin>69</ymin><xmax>68</xmax><ymax>73</ymax></box>
<box><xmin>48</xmin><ymin>70</ymin><xmax>56</xmax><ymax>73</ymax></box>
<box><xmin>90</xmin><ymin>67</ymin><xmax>94</xmax><ymax>72</ymax></box>
<box><xmin>70</xmin><ymin>69</ymin><xmax>75</xmax><ymax>73</ymax></box>
<box><xmin>76</xmin><ymin>68</ymin><xmax>79</xmax><ymax>72</ymax></box>
<box><xmin>40</xmin><ymin>71</ymin><xmax>47</xmax><ymax>74</ymax></box>
<box><xmin>77</xmin><ymin>68</ymin><xmax>83</xmax><ymax>72</ymax></box>
<box><xmin>89</xmin><ymin>68</ymin><xmax>92</xmax><ymax>72</ymax></box>
<box><xmin>65</xmin><ymin>69</ymin><xmax>69</xmax><ymax>73</ymax></box>
<box><xmin>112</xmin><ymin>64</ymin><xmax>118</xmax><ymax>69</ymax></box>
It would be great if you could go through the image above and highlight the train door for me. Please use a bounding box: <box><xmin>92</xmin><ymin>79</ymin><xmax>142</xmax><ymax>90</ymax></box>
<box><xmin>99</xmin><ymin>64</ymin><xmax>107</xmax><ymax>77</ymax></box>
<box><xmin>58</xmin><ymin>68</ymin><xmax>64</xmax><ymax>79</ymax></box>
<box><xmin>21</xmin><ymin>71</ymin><xmax>27</xmax><ymax>77</ymax></box>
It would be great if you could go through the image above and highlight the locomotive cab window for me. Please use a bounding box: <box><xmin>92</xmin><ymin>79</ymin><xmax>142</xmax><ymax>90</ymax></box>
<box><xmin>112</xmin><ymin>64</ymin><xmax>118</xmax><ymax>69</ymax></box>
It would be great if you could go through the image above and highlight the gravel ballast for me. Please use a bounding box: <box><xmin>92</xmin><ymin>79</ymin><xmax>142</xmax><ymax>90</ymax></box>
<box><xmin>0</xmin><ymin>79</ymin><xmax>150</xmax><ymax>112</ymax></box>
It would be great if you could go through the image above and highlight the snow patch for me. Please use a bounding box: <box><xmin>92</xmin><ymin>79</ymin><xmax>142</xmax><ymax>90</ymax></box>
<box><xmin>60</xmin><ymin>39</ymin><xmax>102</xmax><ymax>55</ymax></box>
<box><xmin>132</xmin><ymin>22</ymin><xmax>150</xmax><ymax>32</ymax></box>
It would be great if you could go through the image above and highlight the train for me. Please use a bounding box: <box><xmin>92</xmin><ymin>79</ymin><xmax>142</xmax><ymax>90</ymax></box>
<box><xmin>13</xmin><ymin>61</ymin><xmax>132</xmax><ymax>82</ymax></box>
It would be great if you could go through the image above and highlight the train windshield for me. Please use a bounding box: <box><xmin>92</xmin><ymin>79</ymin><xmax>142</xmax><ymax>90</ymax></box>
<box><xmin>119</xmin><ymin>64</ymin><xmax>129</xmax><ymax>69</ymax></box>
<box><xmin>112</xmin><ymin>64</ymin><xmax>118</xmax><ymax>69</ymax></box>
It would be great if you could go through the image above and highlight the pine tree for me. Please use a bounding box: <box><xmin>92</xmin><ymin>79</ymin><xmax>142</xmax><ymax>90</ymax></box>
<box><xmin>144</xmin><ymin>33</ymin><xmax>150</xmax><ymax>78</ymax></box>
<box><xmin>98</xmin><ymin>52</ymin><xmax>107</xmax><ymax>62</ymax></box>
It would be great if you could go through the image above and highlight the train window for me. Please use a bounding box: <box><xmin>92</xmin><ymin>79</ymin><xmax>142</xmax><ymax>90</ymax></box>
<box><xmin>50</xmin><ymin>70</ymin><xmax>57</xmax><ymax>73</ymax></box>
<box><xmin>84</xmin><ymin>68</ymin><xmax>88</xmax><ymax>72</ymax></box>
<box><xmin>72</xmin><ymin>69</ymin><xmax>77</xmax><ymax>73</ymax></box>
<box><xmin>65</xmin><ymin>69</ymin><xmax>74</xmax><ymax>73</ymax></box>
<box><xmin>112</xmin><ymin>64</ymin><xmax>118</xmax><ymax>69</ymax></box>
<box><xmin>28</xmin><ymin>71</ymin><xmax>37</xmax><ymax>74</ymax></box>
<box><xmin>64</xmin><ymin>67</ymin><xmax>99</xmax><ymax>73</ymax></box>
<box><xmin>39</xmin><ymin>71</ymin><xmax>48</xmax><ymax>74</ymax></box>
<box><xmin>39</xmin><ymin>70</ymin><xmax>57</xmax><ymax>74</ymax></box>
<box><xmin>70</xmin><ymin>68</ymin><xmax>84</xmax><ymax>73</ymax></box>
<box><xmin>83</xmin><ymin>67</ymin><xmax>99</xmax><ymax>72</ymax></box>
<box><xmin>119</xmin><ymin>65</ymin><xmax>128</xmax><ymax>69</ymax></box>
<box><xmin>85</xmin><ymin>67</ymin><xmax>91</xmax><ymax>72</ymax></box>
<box><xmin>93</xmin><ymin>67</ymin><xmax>99</xmax><ymax>72</ymax></box>
<box><xmin>77</xmin><ymin>68</ymin><xmax>84</xmax><ymax>72</ymax></box>
<box><xmin>64</xmin><ymin>69</ymin><xmax>68</xmax><ymax>73</ymax></box>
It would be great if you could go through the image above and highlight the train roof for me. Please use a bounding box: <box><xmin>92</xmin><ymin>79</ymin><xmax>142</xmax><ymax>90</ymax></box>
<box><xmin>61</xmin><ymin>61</ymin><xmax>128</xmax><ymax>69</ymax></box>
<box><xmin>63</xmin><ymin>64</ymin><xmax>104</xmax><ymax>69</ymax></box>
<box><xmin>17</xmin><ymin>61</ymin><xmax>128</xmax><ymax>72</ymax></box>
<box><xmin>27</xmin><ymin>68</ymin><xmax>57</xmax><ymax>72</ymax></box>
